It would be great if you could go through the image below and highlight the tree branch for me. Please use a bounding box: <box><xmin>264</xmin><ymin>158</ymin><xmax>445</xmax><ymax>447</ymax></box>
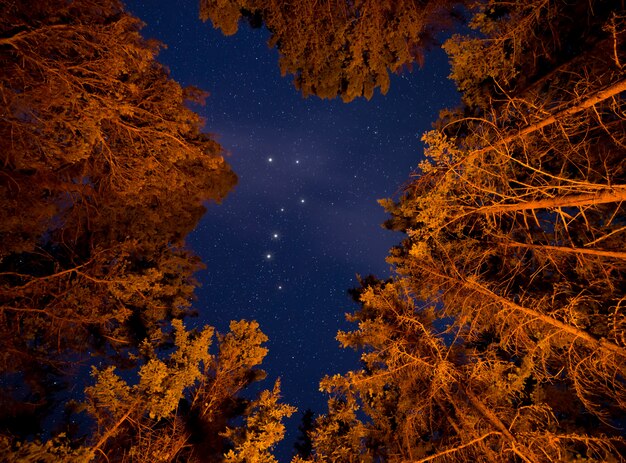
<box><xmin>475</xmin><ymin>79</ymin><xmax>626</xmax><ymax>155</ymax></box>
<box><xmin>409</xmin><ymin>432</ymin><xmax>501</xmax><ymax>463</ymax></box>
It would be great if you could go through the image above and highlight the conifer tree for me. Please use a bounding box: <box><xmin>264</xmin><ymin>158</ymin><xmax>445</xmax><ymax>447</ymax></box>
<box><xmin>199</xmin><ymin>0</ymin><xmax>464</xmax><ymax>101</ymax></box>
<box><xmin>380</xmin><ymin>0</ymin><xmax>626</xmax><ymax>427</ymax></box>
<box><xmin>305</xmin><ymin>1</ymin><xmax>626</xmax><ymax>461</ymax></box>
<box><xmin>1</xmin><ymin>320</ymin><xmax>293</xmax><ymax>462</ymax></box>
<box><xmin>0</xmin><ymin>1</ymin><xmax>293</xmax><ymax>461</ymax></box>
<box><xmin>304</xmin><ymin>279</ymin><xmax>624</xmax><ymax>462</ymax></box>
<box><xmin>0</xmin><ymin>0</ymin><xmax>236</xmax><ymax>376</ymax></box>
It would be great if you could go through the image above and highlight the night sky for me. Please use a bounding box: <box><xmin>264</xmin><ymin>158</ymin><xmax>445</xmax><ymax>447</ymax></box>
<box><xmin>125</xmin><ymin>0</ymin><xmax>459</xmax><ymax>456</ymax></box>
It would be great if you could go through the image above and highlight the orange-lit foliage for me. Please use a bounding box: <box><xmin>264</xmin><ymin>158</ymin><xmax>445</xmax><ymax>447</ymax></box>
<box><xmin>0</xmin><ymin>0</ymin><xmax>236</xmax><ymax>367</ymax></box>
<box><xmin>306</xmin><ymin>279</ymin><xmax>624</xmax><ymax>462</ymax></box>
<box><xmin>303</xmin><ymin>1</ymin><xmax>626</xmax><ymax>462</ymax></box>
<box><xmin>199</xmin><ymin>0</ymin><xmax>463</xmax><ymax>101</ymax></box>
<box><xmin>84</xmin><ymin>320</ymin><xmax>294</xmax><ymax>463</ymax></box>
<box><xmin>0</xmin><ymin>1</ymin><xmax>292</xmax><ymax>461</ymax></box>
<box><xmin>0</xmin><ymin>320</ymin><xmax>293</xmax><ymax>462</ymax></box>
<box><xmin>3</xmin><ymin>0</ymin><xmax>626</xmax><ymax>461</ymax></box>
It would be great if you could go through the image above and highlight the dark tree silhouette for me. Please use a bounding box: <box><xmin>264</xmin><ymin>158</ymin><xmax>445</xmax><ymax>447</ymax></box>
<box><xmin>294</xmin><ymin>409</ymin><xmax>316</xmax><ymax>459</ymax></box>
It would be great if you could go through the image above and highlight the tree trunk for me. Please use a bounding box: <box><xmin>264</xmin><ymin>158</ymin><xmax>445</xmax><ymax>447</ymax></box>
<box><xmin>92</xmin><ymin>400</ymin><xmax>140</xmax><ymax>453</ymax></box>
<box><xmin>410</xmin><ymin>432</ymin><xmax>501</xmax><ymax>463</ymax></box>
<box><xmin>504</xmin><ymin>241</ymin><xmax>626</xmax><ymax>260</ymax></box>
<box><xmin>474</xmin><ymin>185</ymin><xmax>626</xmax><ymax>214</ymax></box>
<box><xmin>417</xmin><ymin>264</ymin><xmax>626</xmax><ymax>358</ymax></box>
<box><xmin>475</xmin><ymin>79</ymin><xmax>626</xmax><ymax>155</ymax></box>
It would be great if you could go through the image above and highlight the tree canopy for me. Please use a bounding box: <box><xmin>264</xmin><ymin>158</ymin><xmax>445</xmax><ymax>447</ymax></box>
<box><xmin>200</xmin><ymin>0</ymin><xmax>463</xmax><ymax>101</ymax></box>
<box><xmin>2</xmin><ymin>0</ymin><xmax>626</xmax><ymax>461</ymax></box>
<box><xmin>0</xmin><ymin>1</ymin><xmax>292</xmax><ymax>461</ymax></box>
<box><xmin>300</xmin><ymin>0</ymin><xmax>626</xmax><ymax>461</ymax></box>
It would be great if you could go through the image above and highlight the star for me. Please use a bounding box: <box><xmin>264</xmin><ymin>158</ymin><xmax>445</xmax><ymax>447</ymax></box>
<box><xmin>265</xmin><ymin>253</ymin><xmax>272</xmax><ymax>260</ymax></box>
<box><xmin>268</xmin><ymin>157</ymin><xmax>273</xmax><ymax>162</ymax></box>
<box><xmin>295</xmin><ymin>160</ymin><xmax>300</xmax><ymax>164</ymax></box>
<box><xmin>272</xmin><ymin>233</ymin><xmax>279</xmax><ymax>239</ymax></box>
<box><xmin>300</xmin><ymin>198</ymin><xmax>305</xmax><ymax>204</ymax></box>
<box><xmin>278</xmin><ymin>285</ymin><xmax>283</xmax><ymax>290</ymax></box>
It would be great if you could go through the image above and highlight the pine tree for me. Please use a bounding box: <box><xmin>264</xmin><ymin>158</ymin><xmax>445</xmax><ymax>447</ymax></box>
<box><xmin>305</xmin><ymin>279</ymin><xmax>624</xmax><ymax>462</ymax></box>
<box><xmin>293</xmin><ymin>409</ymin><xmax>315</xmax><ymax>459</ymax></box>
<box><xmin>223</xmin><ymin>380</ymin><xmax>296</xmax><ymax>463</ymax></box>
<box><xmin>305</xmin><ymin>1</ymin><xmax>626</xmax><ymax>461</ymax></box>
<box><xmin>199</xmin><ymin>0</ymin><xmax>464</xmax><ymax>101</ymax></box>
<box><xmin>380</xmin><ymin>0</ymin><xmax>626</xmax><ymax>428</ymax></box>
<box><xmin>2</xmin><ymin>320</ymin><xmax>293</xmax><ymax>462</ymax></box>
<box><xmin>0</xmin><ymin>1</ymin><xmax>296</xmax><ymax>461</ymax></box>
<box><xmin>0</xmin><ymin>0</ymin><xmax>237</xmax><ymax>413</ymax></box>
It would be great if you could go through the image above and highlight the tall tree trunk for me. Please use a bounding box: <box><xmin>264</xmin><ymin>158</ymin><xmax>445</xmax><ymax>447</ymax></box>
<box><xmin>504</xmin><ymin>241</ymin><xmax>626</xmax><ymax>260</ymax></box>
<box><xmin>473</xmin><ymin>185</ymin><xmax>626</xmax><ymax>214</ymax></box>
<box><xmin>474</xmin><ymin>79</ymin><xmax>626</xmax><ymax>156</ymax></box>
<box><xmin>416</xmin><ymin>263</ymin><xmax>626</xmax><ymax>358</ymax></box>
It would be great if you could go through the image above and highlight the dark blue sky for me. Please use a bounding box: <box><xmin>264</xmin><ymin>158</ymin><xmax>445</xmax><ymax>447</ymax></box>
<box><xmin>125</xmin><ymin>1</ymin><xmax>459</xmax><ymax>458</ymax></box>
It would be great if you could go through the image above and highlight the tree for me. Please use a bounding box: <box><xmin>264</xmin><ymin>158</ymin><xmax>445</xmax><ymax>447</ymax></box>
<box><xmin>222</xmin><ymin>380</ymin><xmax>296</xmax><ymax>463</ymax></box>
<box><xmin>305</xmin><ymin>1</ymin><xmax>626</xmax><ymax>461</ymax></box>
<box><xmin>304</xmin><ymin>279</ymin><xmax>624</xmax><ymax>462</ymax></box>
<box><xmin>293</xmin><ymin>409</ymin><xmax>316</xmax><ymax>460</ymax></box>
<box><xmin>0</xmin><ymin>0</ymin><xmax>236</xmax><ymax>379</ymax></box>
<box><xmin>2</xmin><ymin>320</ymin><xmax>294</xmax><ymax>463</ymax></box>
<box><xmin>302</xmin><ymin>383</ymin><xmax>370</xmax><ymax>463</ymax></box>
<box><xmin>380</xmin><ymin>0</ymin><xmax>626</xmax><ymax>423</ymax></box>
<box><xmin>0</xmin><ymin>1</ymin><xmax>295</xmax><ymax>460</ymax></box>
<box><xmin>199</xmin><ymin>0</ymin><xmax>463</xmax><ymax>101</ymax></box>
<box><xmin>1</xmin><ymin>0</ymin><xmax>236</xmax><ymax>254</ymax></box>
<box><xmin>83</xmin><ymin>320</ymin><xmax>293</xmax><ymax>463</ymax></box>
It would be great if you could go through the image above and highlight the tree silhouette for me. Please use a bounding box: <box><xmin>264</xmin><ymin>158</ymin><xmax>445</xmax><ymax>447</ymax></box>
<box><xmin>293</xmin><ymin>409</ymin><xmax>315</xmax><ymax>459</ymax></box>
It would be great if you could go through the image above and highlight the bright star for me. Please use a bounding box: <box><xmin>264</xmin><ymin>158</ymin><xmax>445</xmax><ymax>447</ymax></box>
<box><xmin>300</xmin><ymin>198</ymin><xmax>305</xmax><ymax>203</ymax></box>
<box><xmin>266</xmin><ymin>253</ymin><xmax>272</xmax><ymax>259</ymax></box>
<box><xmin>295</xmin><ymin>160</ymin><xmax>300</xmax><ymax>164</ymax></box>
<box><xmin>272</xmin><ymin>233</ymin><xmax>279</xmax><ymax>239</ymax></box>
<box><xmin>268</xmin><ymin>157</ymin><xmax>273</xmax><ymax>162</ymax></box>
